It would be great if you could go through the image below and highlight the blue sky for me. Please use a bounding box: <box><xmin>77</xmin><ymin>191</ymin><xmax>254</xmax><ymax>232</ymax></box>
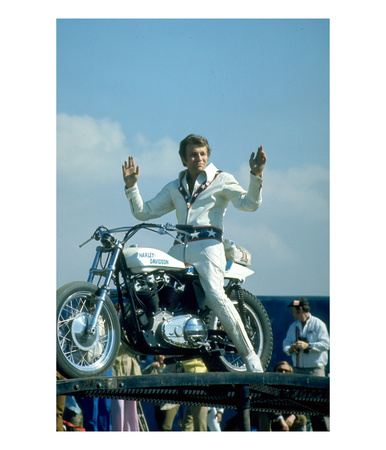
<box><xmin>57</xmin><ymin>18</ymin><xmax>329</xmax><ymax>296</ymax></box>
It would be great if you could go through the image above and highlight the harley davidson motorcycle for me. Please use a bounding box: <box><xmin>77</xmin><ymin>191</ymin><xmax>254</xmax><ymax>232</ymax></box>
<box><xmin>56</xmin><ymin>223</ymin><xmax>273</xmax><ymax>379</ymax></box>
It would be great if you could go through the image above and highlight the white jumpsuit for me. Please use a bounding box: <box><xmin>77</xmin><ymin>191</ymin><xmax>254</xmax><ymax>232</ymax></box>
<box><xmin>125</xmin><ymin>162</ymin><xmax>263</xmax><ymax>367</ymax></box>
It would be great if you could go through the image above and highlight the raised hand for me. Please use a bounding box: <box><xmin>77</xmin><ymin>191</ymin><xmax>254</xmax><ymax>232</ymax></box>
<box><xmin>122</xmin><ymin>156</ymin><xmax>140</xmax><ymax>188</ymax></box>
<box><xmin>249</xmin><ymin>146</ymin><xmax>267</xmax><ymax>176</ymax></box>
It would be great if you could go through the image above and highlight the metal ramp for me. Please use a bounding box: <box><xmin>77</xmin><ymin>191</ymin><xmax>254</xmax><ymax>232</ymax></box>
<box><xmin>57</xmin><ymin>372</ymin><xmax>329</xmax><ymax>430</ymax></box>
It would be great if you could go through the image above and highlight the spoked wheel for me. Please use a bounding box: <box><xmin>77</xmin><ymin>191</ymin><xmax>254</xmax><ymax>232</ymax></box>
<box><xmin>204</xmin><ymin>288</ymin><xmax>273</xmax><ymax>372</ymax></box>
<box><xmin>56</xmin><ymin>281</ymin><xmax>121</xmax><ymax>379</ymax></box>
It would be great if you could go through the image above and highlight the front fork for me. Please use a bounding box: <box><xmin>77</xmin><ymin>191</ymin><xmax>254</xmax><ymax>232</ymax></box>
<box><xmin>86</xmin><ymin>244</ymin><xmax>122</xmax><ymax>334</ymax></box>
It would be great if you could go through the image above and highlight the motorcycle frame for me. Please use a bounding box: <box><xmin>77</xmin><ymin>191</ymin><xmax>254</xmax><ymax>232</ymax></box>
<box><xmin>83</xmin><ymin>224</ymin><xmax>189</xmax><ymax>337</ymax></box>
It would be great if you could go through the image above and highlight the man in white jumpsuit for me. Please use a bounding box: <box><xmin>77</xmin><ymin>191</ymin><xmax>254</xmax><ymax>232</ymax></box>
<box><xmin>122</xmin><ymin>134</ymin><xmax>267</xmax><ymax>372</ymax></box>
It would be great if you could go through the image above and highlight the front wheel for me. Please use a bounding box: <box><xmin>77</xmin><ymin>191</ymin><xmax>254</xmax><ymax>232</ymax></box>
<box><xmin>56</xmin><ymin>281</ymin><xmax>121</xmax><ymax>379</ymax></box>
<box><xmin>204</xmin><ymin>288</ymin><xmax>273</xmax><ymax>372</ymax></box>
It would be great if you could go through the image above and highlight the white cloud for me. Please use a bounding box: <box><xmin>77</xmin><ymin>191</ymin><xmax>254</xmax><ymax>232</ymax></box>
<box><xmin>229</xmin><ymin>161</ymin><xmax>329</xmax><ymax>223</ymax></box>
<box><xmin>130</xmin><ymin>133</ymin><xmax>182</xmax><ymax>184</ymax></box>
<box><xmin>57</xmin><ymin>114</ymin><xmax>183</xmax><ymax>194</ymax></box>
<box><xmin>57</xmin><ymin>113</ymin><xmax>129</xmax><ymax>186</ymax></box>
<box><xmin>224</xmin><ymin>217</ymin><xmax>294</xmax><ymax>263</ymax></box>
<box><xmin>254</xmin><ymin>223</ymin><xmax>294</xmax><ymax>262</ymax></box>
<box><xmin>264</xmin><ymin>164</ymin><xmax>329</xmax><ymax>221</ymax></box>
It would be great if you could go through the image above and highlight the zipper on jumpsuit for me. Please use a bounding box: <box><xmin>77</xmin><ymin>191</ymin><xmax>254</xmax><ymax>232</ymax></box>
<box><xmin>182</xmin><ymin>196</ymin><xmax>192</xmax><ymax>262</ymax></box>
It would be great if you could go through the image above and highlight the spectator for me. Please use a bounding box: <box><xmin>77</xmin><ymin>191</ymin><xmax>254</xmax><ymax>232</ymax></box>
<box><xmin>273</xmin><ymin>360</ymin><xmax>293</xmax><ymax>373</ymax></box>
<box><xmin>78</xmin><ymin>369</ymin><xmax>113</xmax><ymax>431</ymax></box>
<box><xmin>63</xmin><ymin>396</ymin><xmax>84</xmax><ymax>431</ymax></box>
<box><xmin>180</xmin><ymin>358</ymin><xmax>208</xmax><ymax>431</ymax></box>
<box><xmin>207</xmin><ymin>407</ymin><xmax>224</xmax><ymax>431</ymax></box>
<box><xmin>142</xmin><ymin>356</ymin><xmax>183</xmax><ymax>431</ymax></box>
<box><xmin>283</xmin><ymin>297</ymin><xmax>330</xmax><ymax>430</ymax></box>
<box><xmin>270</xmin><ymin>361</ymin><xmax>307</xmax><ymax>431</ymax></box>
<box><xmin>110</xmin><ymin>342</ymin><xmax>141</xmax><ymax>431</ymax></box>
<box><xmin>142</xmin><ymin>354</ymin><xmax>166</xmax><ymax>375</ymax></box>
<box><xmin>271</xmin><ymin>414</ymin><xmax>307</xmax><ymax>432</ymax></box>
<box><xmin>56</xmin><ymin>371</ymin><xmax>66</xmax><ymax>431</ymax></box>
<box><xmin>283</xmin><ymin>298</ymin><xmax>330</xmax><ymax>377</ymax></box>
<box><xmin>250</xmin><ymin>361</ymin><xmax>307</xmax><ymax>431</ymax></box>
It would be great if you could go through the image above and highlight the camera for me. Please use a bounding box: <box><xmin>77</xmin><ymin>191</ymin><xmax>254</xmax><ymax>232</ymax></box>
<box><xmin>298</xmin><ymin>336</ymin><xmax>309</xmax><ymax>353</ymax></box>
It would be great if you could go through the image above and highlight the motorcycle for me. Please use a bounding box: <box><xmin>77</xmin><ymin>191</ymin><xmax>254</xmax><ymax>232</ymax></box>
<box><xmin>56</xmin><ymin>223</ymin><xmax>273</xmax><ymax>379</ymax></box>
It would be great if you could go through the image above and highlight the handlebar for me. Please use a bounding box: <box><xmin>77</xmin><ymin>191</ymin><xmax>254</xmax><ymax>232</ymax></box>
<box><xmin>79</xmin><ymin>223</ymin><xmax>194</xmax><ymax>248</ymax></box>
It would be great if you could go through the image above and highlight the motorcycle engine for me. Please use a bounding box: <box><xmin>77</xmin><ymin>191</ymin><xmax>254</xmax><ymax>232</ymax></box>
<box><xmin>132</xmin><ymin>273</ymin><xmax>208</xmax><ymax>349</ymax></box>
<box><xmin>142</xmin><ymin>310</ymin><xmax>208</xmax><ymax>349</ymax></box>
<box><xmin>161</xmin><ymin>314</ymin><xmax>208</xmax><ymax>348</ymax></box>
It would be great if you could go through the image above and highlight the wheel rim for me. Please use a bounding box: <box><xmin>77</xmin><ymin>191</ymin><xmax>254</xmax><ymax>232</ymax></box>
<box><xmin>57</xmin><ymin>291</ymin><xmax>116</xmax><ymax>374</ymax></box>
<box><xmin>212</xmin><ymin>301</ymin><xmax>264</xmax><ymax>372</ymax></box>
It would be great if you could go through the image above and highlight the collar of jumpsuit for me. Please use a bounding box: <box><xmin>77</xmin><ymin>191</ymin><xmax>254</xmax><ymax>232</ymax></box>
<box><xmin>179</xmin><ymin>162</ymin><xmax>218</xmax><ymax>190</ymax></box>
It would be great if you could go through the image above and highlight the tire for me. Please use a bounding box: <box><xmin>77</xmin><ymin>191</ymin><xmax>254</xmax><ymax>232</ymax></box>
<box><xmin>204</xmin><ymin>288</ymin><xmax>273</xmax><ymax>372</ymax></box>
<box><xmin>56</xmin><ymin>281</ymin><xmax>121</xmax><ymax>379</ymax></box>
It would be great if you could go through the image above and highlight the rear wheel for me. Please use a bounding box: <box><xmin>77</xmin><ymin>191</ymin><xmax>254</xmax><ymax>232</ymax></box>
<box><xmin>56</xmin><ymin>281</ymin><xmax>121</xmax><ymax>379</ymax></box>
<box><xmin>204</xmin><ymin>288</ymin><xmax>273</xmax><ymax>372</ymax></box>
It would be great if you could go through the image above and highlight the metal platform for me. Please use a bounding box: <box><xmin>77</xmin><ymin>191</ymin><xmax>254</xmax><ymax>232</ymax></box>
<box><xmin>57</xmin><ymin>371</ymin><xmax>329</xmax><ymax>429</ymax></box>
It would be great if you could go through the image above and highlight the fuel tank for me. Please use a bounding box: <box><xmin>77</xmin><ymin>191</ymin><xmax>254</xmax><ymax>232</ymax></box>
<box><xmin>123</xmin><ymin>246</ymin><xmax>186</xmax><ymax>273</ymax></box>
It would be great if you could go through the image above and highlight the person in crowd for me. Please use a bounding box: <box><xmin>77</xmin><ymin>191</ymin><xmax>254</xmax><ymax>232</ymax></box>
<box><xmin>180</xmin><ymin>358</ymin><xmax>208</xmax><ymax>431</ymax></box>
<box><xmin>270</xmin><ymin>413</ymin><xmax>307</xmax><ymax>432</ymax></box>
<box><xmin>273</xmin><ymin>360</ymin><xmax>293</xmax><ymax>374</ymax></box>
<box><xmin>77</xmin><ymin>369</ymin><xmax>113</xmax><ymax>431</ymax></box>
<box><xmin>143</xmin><ymin>355</ymin><xmax>183</xmax><ymax>431</ymax></box>
<box><xmin>283</xmin><ymin>298</ymin><xmax>330</xmax><ymax>377</ymax></box>
<box><xmin>56</xmin><ymin>371</ymin><xmax>66</xmax><ymax>431</ymax></box>
<box><xmin>283</xmin><ymin>297</ymin><xmax>330</xmax><ymax>431</ymax></box>
<box><xmin>110</xmin><ymin>341</ymin><xmax>141</xmax><ymax>431</ymax></box>
<box><xmin>142</xmin><ymin>354</ymin><xmax>166</xmax><ymax>375</ymax></box>
<box><xmin>122</xmin><ymin>134</ymin><xmax>267</xmax><ymax>372</ymax></box>
<box><xmin>207</xmin><ymin>407</ymin><xmax>224</xmax><ymax>431</ymax></box>
<box><xmin>270</xmin><ymin>361</ymin><xmax>307</xmax><ymax>431</ymax></box>
<box><xmin>63</xmin><ymin>396</ymin><xmax>84</xmax><ymax>431</ymax></box>
<box><xmin>249</xmin><ymin>361</ymin><xmax>307</xmax><ymax>431</ymax></box>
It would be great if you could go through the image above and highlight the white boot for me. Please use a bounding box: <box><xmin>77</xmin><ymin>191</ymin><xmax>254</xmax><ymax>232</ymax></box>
<box><xmin>244</xmin><ymin>352</ymin><xmax>264</xmax><ymax>373</ymax></box>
